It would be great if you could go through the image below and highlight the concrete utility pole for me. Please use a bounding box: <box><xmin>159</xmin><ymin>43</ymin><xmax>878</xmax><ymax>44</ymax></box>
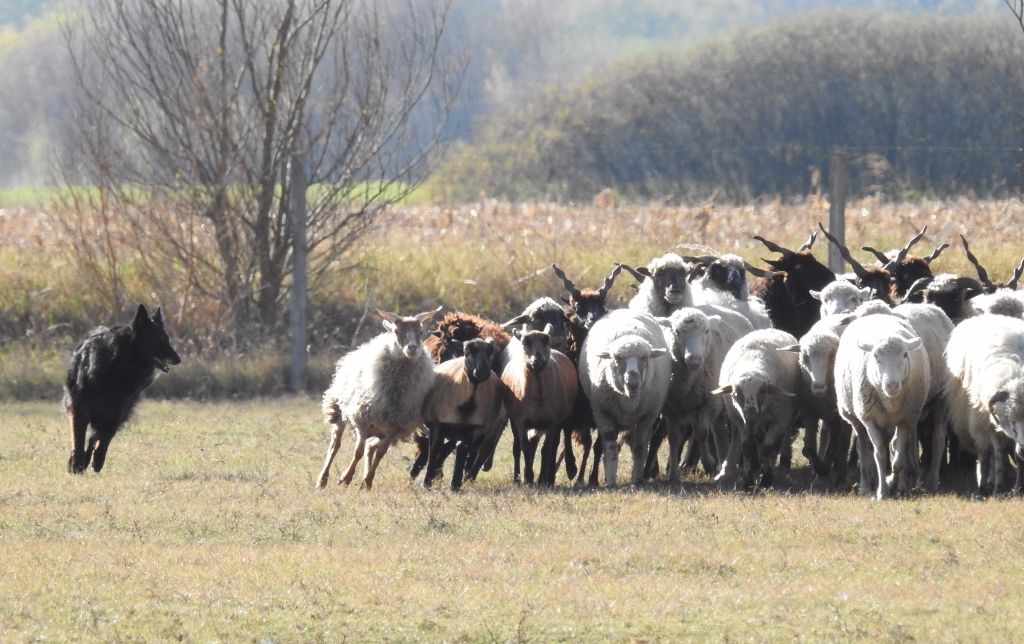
<box><xmin>828</xmin><ymin>148</ymin><xmax>847</xmax><ymax>274</ymax></box>
<box><xmin>288</xmin><ymin>153</ymin><xmax>308</xmax><ymax>392</ymax></box>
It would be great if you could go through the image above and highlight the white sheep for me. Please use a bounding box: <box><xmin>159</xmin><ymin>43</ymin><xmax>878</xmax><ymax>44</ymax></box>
<box><xmin>810</xmin><ymin>280</ymin><xmax>872</xmax><ymax>317</ymax></box>
<box><xmin>621</xmin><ymin>253</ymin><xmax>694</xmax><ymax>317</ymax></box>
<box><xmin>834</xmin><ymin>313</ymin><xmax>929</xmax><ymax>499</ymax></box>
<box><xmin>579</xmin><ymin>309</ymin><xmax>672</xmax><ymax>486</ymax></box>
<box><xmin>316</xmin><ymin>307</ymin><xmax>441</xmax><ymax>490</ymax></box>
<box><xmin>944</xmin><ymin>314</ymin><xmax>1024</xmax><ymax>495</ymax></box>
<box><xmin>968</xmin><ymin>290</ymin><xmax>1024</xmax><ymax>319</ymax></box>
<box><xmin>892</xmin><ymin>302</ymin><xmax>954</xmax><ymax>491</ymax></box>
<box><xmin>778</xmin><ymin>315</ymin><xmax>855</xmax><ymax>486</ymax></box>
<box><xmin>711</xmin><ymin>328</ymin><xmax>801</xmax><ymax>489</ymax></box>
<box><xmin>661</xmin><ymin>305</ymin><xmax>753</xmax><ymax>483</ymax></box>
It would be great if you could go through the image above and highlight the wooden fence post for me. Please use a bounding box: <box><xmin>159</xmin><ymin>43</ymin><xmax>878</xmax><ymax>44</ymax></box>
<box><xmin>828</xmin><ymin>149</ymin><xmax>847</xmax><ymax>274</ymax></box>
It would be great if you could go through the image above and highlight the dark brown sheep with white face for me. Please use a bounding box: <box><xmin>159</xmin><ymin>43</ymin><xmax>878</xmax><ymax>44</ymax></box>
<box><xmin>420</xmin><ymin>338</ymin><xmax>504</xmax><ymax>491</ymax></box>
<box><xmin>748</xmin><ymin>230</ymin><xmax>836</xmax><ymax>338</ymax></box>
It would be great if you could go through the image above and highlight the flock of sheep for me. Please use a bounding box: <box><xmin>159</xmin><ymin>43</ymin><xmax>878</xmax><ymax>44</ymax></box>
<box><xmin>315</xmin><ymin>223</ymin><xmax>1024</xmax><ymax>499</ymax></box>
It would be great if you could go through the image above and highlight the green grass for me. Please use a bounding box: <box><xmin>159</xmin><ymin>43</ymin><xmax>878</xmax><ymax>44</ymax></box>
<box><xmin>2</xmin><ymin>398</ymin><xmax>1024</xmax><ymax>640</ymax></box>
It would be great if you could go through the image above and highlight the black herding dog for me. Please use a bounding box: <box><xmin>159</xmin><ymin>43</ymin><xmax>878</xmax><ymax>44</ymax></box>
<box><xmin>63</xmin><ymin>304</ymin><xmax>181</xmax><ymax>473</ymax></box>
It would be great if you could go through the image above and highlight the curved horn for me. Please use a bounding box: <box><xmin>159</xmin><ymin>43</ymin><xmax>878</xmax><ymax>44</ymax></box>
<box><xmin>1006</xmin><ymin>256</ymin><xmax>1024</xmax><ymax>290</ymax></box>
<box><xmin>598</xmin><ymin>264</ymin><xmax>623</xmax><ymax>299</ymax></box>
<box><xmin>753</xmin><ymin>235</ymin><xmax>795</xmax><ymax>257</ymax></box>
<box><xmin>860</xmin><ymin>245</ymin><xmax>892</xmax><ymax>265</ymax></box>
<box><xmin>817</xmin><ymin>222</ymin><xmax>868</xmax><ymax>279</ymax></box>
<box><xmin>798</xmin><ymin>230</ymin><xmax>818</xmax><ymax>252</ymax></box>
<box><xmin>903</xmin><ymin>277</ymin><xmax>933</xmax><ymax>302</ymax></box>
<box><xmin>551</xmin><ymin>264</ymin><xmax>583</xmax><ymax>301</ymax></box>
<box><xmin>884</xmin><ymin>226</ymin><xmax>927</xmax><ymax>270</ymax></box>
<box><xmin>922</xmin><ymin>243</ymin><xmax>949</xmax><ymax>264</ymax></box>
<box><xmin>955</xmin><ymin>276</ymin><xmax>987</xmax><ymax>298</ymax></box>
<box><xmin>744</xmin><ymin>261</ymin><xmax>786</xmax><ymax>280</ymax></box>
<box><xmin>616</xmin><ymin>262</ymin><xmax>650</xmax><ymax>283</ymax></box>
<box><xmin>960</xmin><ymin>234</ymin><xmax>994</xmax><ymax>289</ymax></box>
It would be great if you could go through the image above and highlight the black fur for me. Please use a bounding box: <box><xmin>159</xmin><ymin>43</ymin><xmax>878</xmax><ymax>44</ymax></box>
<box><xmin>749</xmin><ymin>236</ymin><xmax>835</xmax><ymax>338</ymax></box>
<box><xmin>63</xmin><ymin>304</ymin><xmax>181</xmax><ymax>474</ymax></box>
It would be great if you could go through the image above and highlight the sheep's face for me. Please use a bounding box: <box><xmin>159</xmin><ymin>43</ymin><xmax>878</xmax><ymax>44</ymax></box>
<box><xmin>598</xmin><ymin>339</ymin><xmax>667</xmax><ymax>398</ymax></box>
<box><xmin>521</xmin><ymin>330</ymin><xmax>552</xmax><ymax>373</ymax></box>
<box><xmin>652</xmin><ymin>265</ymin><xmax>689</xmax><ymax>306</ymax></box>
<box><xmin>706</xmin><ymin>259</ymin><xmax>747</xmax><ymax>301</ymax></box>
<box><xmin>505</xmin><ymin>300</ymin><xmax>570</xmax><ymax>350</ymax></box>
<box><xmin>763</xmin><ymin>251</ymin><xmax>833</xmax><ymax>297</ymax></box>
<box><xmin>799</xmin><ymin>333</ymin><xmax>839</xmax><ymax>396</ymax></box>
<box><xmin>987</xmin><ymin>378</ymin><xmax>1024</xmax><ymax>459</ymax></box>
<box><xmin>812</xmin><ymin>282</ymin><xmax>871</xmax><ymax>317</ymax></box>
<box><xmin>669</xmin><ymin>311</ymin><xmax>716</xmax><ymax>370</ymax></box>
<box><xmin>570</xmin><ymin>292</ymin><xmax>608</xmax><ymax>330</ymax></box>
<box><xmin>462</xmin><ymin>338</ymin><xmax>495</xmax><ymax>384</ymax></box>
<box><xmin>377</xmin><ymin>307</ymin><xmax>441</xmax><ymax>359</ymax></box>
<box><xmin>855</xmin><ymin>270</ymin><xmax>894</xmax><ymax>305</ymax></box>
<box><xmin>892</xmin><ymin>258</ymin><xmax>932</xmax><ymax>298</ymax></box>
<box><xmin>859</xmin><ymin>334</ymin><xmax>922</xmax><ymax>399</ymax></box>
<box><xmin>713</xmin><ymin>377</ymin><xmax>795</xmax><ymax>426</ymax></box>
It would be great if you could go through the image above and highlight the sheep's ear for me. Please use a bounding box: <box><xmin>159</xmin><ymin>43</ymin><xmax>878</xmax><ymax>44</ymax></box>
<box><xmin>596</xmin><ymin>351</ymin><xmax>612</xmax><ymax>360</ymax></box>
<box><xmin>763</xmin><ymin>383</ymin><xmax>796</xmax><ymax>397</ymax></box>
<box><xmin>904</xmin><ymin>336</ymin><xmax>922</xmax><ymax>351</ymax></box>
<box><xmin>859</xmin><ymin>287</ymin><xmax>872</xmax><ymax>300</ymax></box>
<box><xmin>415</xmin><ymin>306</ymin><xmax>443</xmax><ymax>325</ymax></box>
<box><xmin>809</xmin><ymin>290</ymin><xmax>822</xmax><ymax>301</ymax></box>
<box><xmin>707</xmin><ymin>315</ymin><xmax>722</xmax><ymax>325</ymax></box>
<box><xmin>989</xmin><ymin>390</ymin><xmax>1010</xmax><ymax>417</ymax></box>
<box><xmin>711</xmin><ymin>384</ymin><xmax>733</xmax><ymax>395</ymax></box>
<box><xmin>374</xmin><ymin>308</ymin><xmax>400</xmax><ymax>324</ymax></box>
<box><xmin>776</xmin><ymin>344</ymin><xmax>801</xmax><ymax>353</ymax></box>
<box><xmin>501</xmin><ymin>313</ymin><xmax>529</xmax><ymax>329</ymax></box>
<box><xmin>656</xmin><ymin>317</ymin><xmax>672</xmax><ymax>328</ymax></box>
<box><xmin>649</xmin><ymin>348</ymin><xmax>669</xmax><ymax>359</ymax></box>
<box><xmin>856</xmin><ymin>338</ymin><xmax>876</xmax><ymax>353</ymax></box>
<box><xmin>430</xmin><ymin>330</ymin><xmax>443</xmax><ymax>338</ymax></box>
<box><xmin>836</xmin><ymin>315</ymin><xmax>856</xmax><ymax>327</ymax></box>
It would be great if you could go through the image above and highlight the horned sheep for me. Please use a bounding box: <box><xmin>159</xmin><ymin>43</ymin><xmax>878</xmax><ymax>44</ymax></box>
<box><xmin>712</xmin><ymin>329</ymin><xmax>801</xmax><ymax>490</ymax></box>
<box><xmin>316</xmin><ymin>307</ymin><xmax>441</xmax><ymax>490</ymax></box>
<box><xmin>834</xmin><ymin>314</ymin><xmax>930</xmax><ymax>499</ymax></box>
<box><xmin>749</xmin><ymin>231</ymin><xmax>836</xmax><ymax>337</ymax></box>
<box><xmin>685</xmin><ymin>253</ymin><xmax>773</xmax><ymax>329</ymax></box>
<box><xmin>579</xmin><ymin>309</ymin><xmax>672</xmax><ymax>486</ymax></box>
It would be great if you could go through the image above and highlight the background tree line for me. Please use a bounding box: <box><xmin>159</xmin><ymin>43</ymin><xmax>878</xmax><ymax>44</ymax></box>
<box><xmin>433</xmin><ymin>11</ymin><xmax>1024</xmax><ymax>201</ymax></box>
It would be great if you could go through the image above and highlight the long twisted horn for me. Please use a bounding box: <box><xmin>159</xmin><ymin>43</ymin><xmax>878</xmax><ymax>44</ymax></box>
<box><xmin>960</xmin><ymin>234</ymin><xmax>994</xmax><ymax>289</ymax></box>
<box><xmin>886</xmin><ymin>226</ymin><xmax>928</xmax><ymax>270</ymax></box>
<box><xmin>753</xmin><ymin>235</ymin><xmax>795</xmax><ymax>257</ymax></box>
<box><xmin>798</xmin><ymin>230</ymin><xmax>818</xmax><ymax>252</ymax></box>
<box><xmin>679</xmin><ymin>255</ymin><xmax>718</xmax><ymax>266</ymax></box>
<box><xmin>818</xmin><ymin>222</ymin><xmax>868</xmax><ymax>279</ymax></box>
<box><xmin>616</xmin><ymin>262</ymin><xmax>650</xmax><ymax>283</ymax></box>
<box><xmin>551</xmin><ymin>264</ymin><xmax>583</xmax><ymax>301</ymax></box>
<box><xmin>922</xmin><ymin>243</ymin><xmax>949</xmax><ymax>264</ymax></box>
<box><xmin>1006</xmin><ymin>256</ymin><xmax>1024</xmax><ymax>290</ymax></box>
<box><xmin>860</xmin><ymin>245</ymin><xmax>892</xmax><ymax>265</ymax></box>
<box><xmin>598</xmin><ymin>264</ymin><xmax>622</xmax><ymax>299</ymax></box>
<box><xmin>744</xmin><ymin>261</ymin><xmax>786</xmax><ymax>279</ymax></box>
<box><xmin>903</xmin><ymin>277</ymin><xmax>933</xmax><ymax>302</ymax></box>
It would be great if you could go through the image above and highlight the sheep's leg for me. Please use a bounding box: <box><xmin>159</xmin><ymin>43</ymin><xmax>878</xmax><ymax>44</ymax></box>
<box><xmin>862</xmin><ymin>420</ymin><xmax>891</xmax><ymax>500</ymax></box>
<box><xmin>665</xmin><ymin>418</ymin><xmax>684</xmax><ymax>485</ymax></box>
<box><xmin>511</xmin><ymin>421</ymin><xmax>523</xmax><ymax>484</ymax></box>
<box><xmin>574</xmin><ymin>430</ymin><xmax>592</xmax><ymax>486</ymax></box>
<box><xmin>561</xmin><ymin>428</ymin><xmax>578</xmax><ymax>480</ymax></box>
<box><xmin>695</xmin><ymin>407</ymin><xmax>720</xmax><ymax>477</ymax></box>
<box><xmin>338</xmin><ymin>432</ymin><xmax>366</xmax><ymax>486</ymax></box>
<box><xmin>410</xmin><ymin>432</ymin><xmax>430</xmax><ymax>480</ymax></box>
<box><xmin>316</xmin><ymin>422</ymin><xmax>345</xmax><ymax>489</ymax></box>
<box><xmin>90</xmin><ymin>430</ymin><xmax>113</xmax><ymax>473</ymax></box>
<box><xmin>888</xmin><ymin>421</ymin><xmax>917</xmax><ymax>496</ymax></box>
<box><xmin>423</xmin><ymin>423</ymin><xmax>445</xmax><ymax>489</ymax></box>
<box><xmin>801</xmin><ymin>413</ymin><xmax>828</xmax><ymax>477</ymax></box>
<box><xmin>68</xmin><ymin>413</ymin><xmax>89</xmax><ymax>474</ymax></box>
<box><xmin>589</xmin><ymin>434</ymin><xmax>603</xmax><ymax>487</ymax></box>
<box><xmin>450</xmin><ymin>441</ymin><xmax>469</xmax><ymax>491</ymax></box>
<box><xmin>539</xmin><ymin>428</ymin><xmax>561</xmax><ymax>487</ymax></box>
<box><xmin>978</xmin><ymin>447</ymin><xmax>994</xmax><ymax>497</ymax></box>
<box><xmin>363</xmin><ymin>436</ymin><xmax>392</xmax><ymax>490</ymax></box>
<box><xmin>644</xmin><ymin>418</ymin><xmax>666</xmax><ymax>480</ymax></box>
<box><xmin>594</xmin><ymin>412</ymin><xmax>621</xmax><ymax>487</ymax></box>
<box><xmin>629</xmin><ymin>417</ymin><xmax>658</xmax><ymax>486</ymax></box>
<box><xmin>924</xmin><ymin>411</ymin><xmax>947</xmax><ymax>493</ymax></box>
<box><xmin>992</xmin><ymin>437</ymin><xmax>1012</xmax><ymax>496</ymax></box>
<box><xmin>523</xmin><ymin>431</ymin><xmax>541</xmax><ymax>485</ymax></box>
<box><xmin>714</xmin><ymin>417</ymin><xmax>742</xmax><ymax>487</ymax></box>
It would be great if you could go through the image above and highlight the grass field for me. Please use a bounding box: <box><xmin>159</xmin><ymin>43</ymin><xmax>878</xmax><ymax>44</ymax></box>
<box><xmin>3</xmin><ymin>398</ymin><xmax>1024</xmax><ymax>641</ymax></box>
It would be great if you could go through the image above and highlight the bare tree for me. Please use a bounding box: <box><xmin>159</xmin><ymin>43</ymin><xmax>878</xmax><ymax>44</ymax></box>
<box><xmin>61</xmin><ymin>0</ymin><xmax>462</xmax><ymax>341</ymax></box>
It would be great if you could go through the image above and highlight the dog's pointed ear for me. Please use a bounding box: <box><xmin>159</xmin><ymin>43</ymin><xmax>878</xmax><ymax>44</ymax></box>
<box><xmin>132</xmin><ymin>304</ymin><xmax>150</xmax><ymax>330</ymax></box>
<box><xmin>152</xmin><ymin>307</ymin><xmax>165</xmax><ymax>327</ymax></box>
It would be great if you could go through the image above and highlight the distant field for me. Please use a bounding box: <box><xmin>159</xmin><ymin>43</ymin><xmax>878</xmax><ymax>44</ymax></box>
<box><xmin>3</xmin><ymin>398</ymin><xmax>1024</xmax><ymax>640</ymax></box>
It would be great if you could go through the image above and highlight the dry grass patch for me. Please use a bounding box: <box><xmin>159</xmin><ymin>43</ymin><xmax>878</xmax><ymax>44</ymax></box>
<box><xmin>2</xmin><ymin>398</ymin><xmax>1024</xmax><ymax>640</ymax></box>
